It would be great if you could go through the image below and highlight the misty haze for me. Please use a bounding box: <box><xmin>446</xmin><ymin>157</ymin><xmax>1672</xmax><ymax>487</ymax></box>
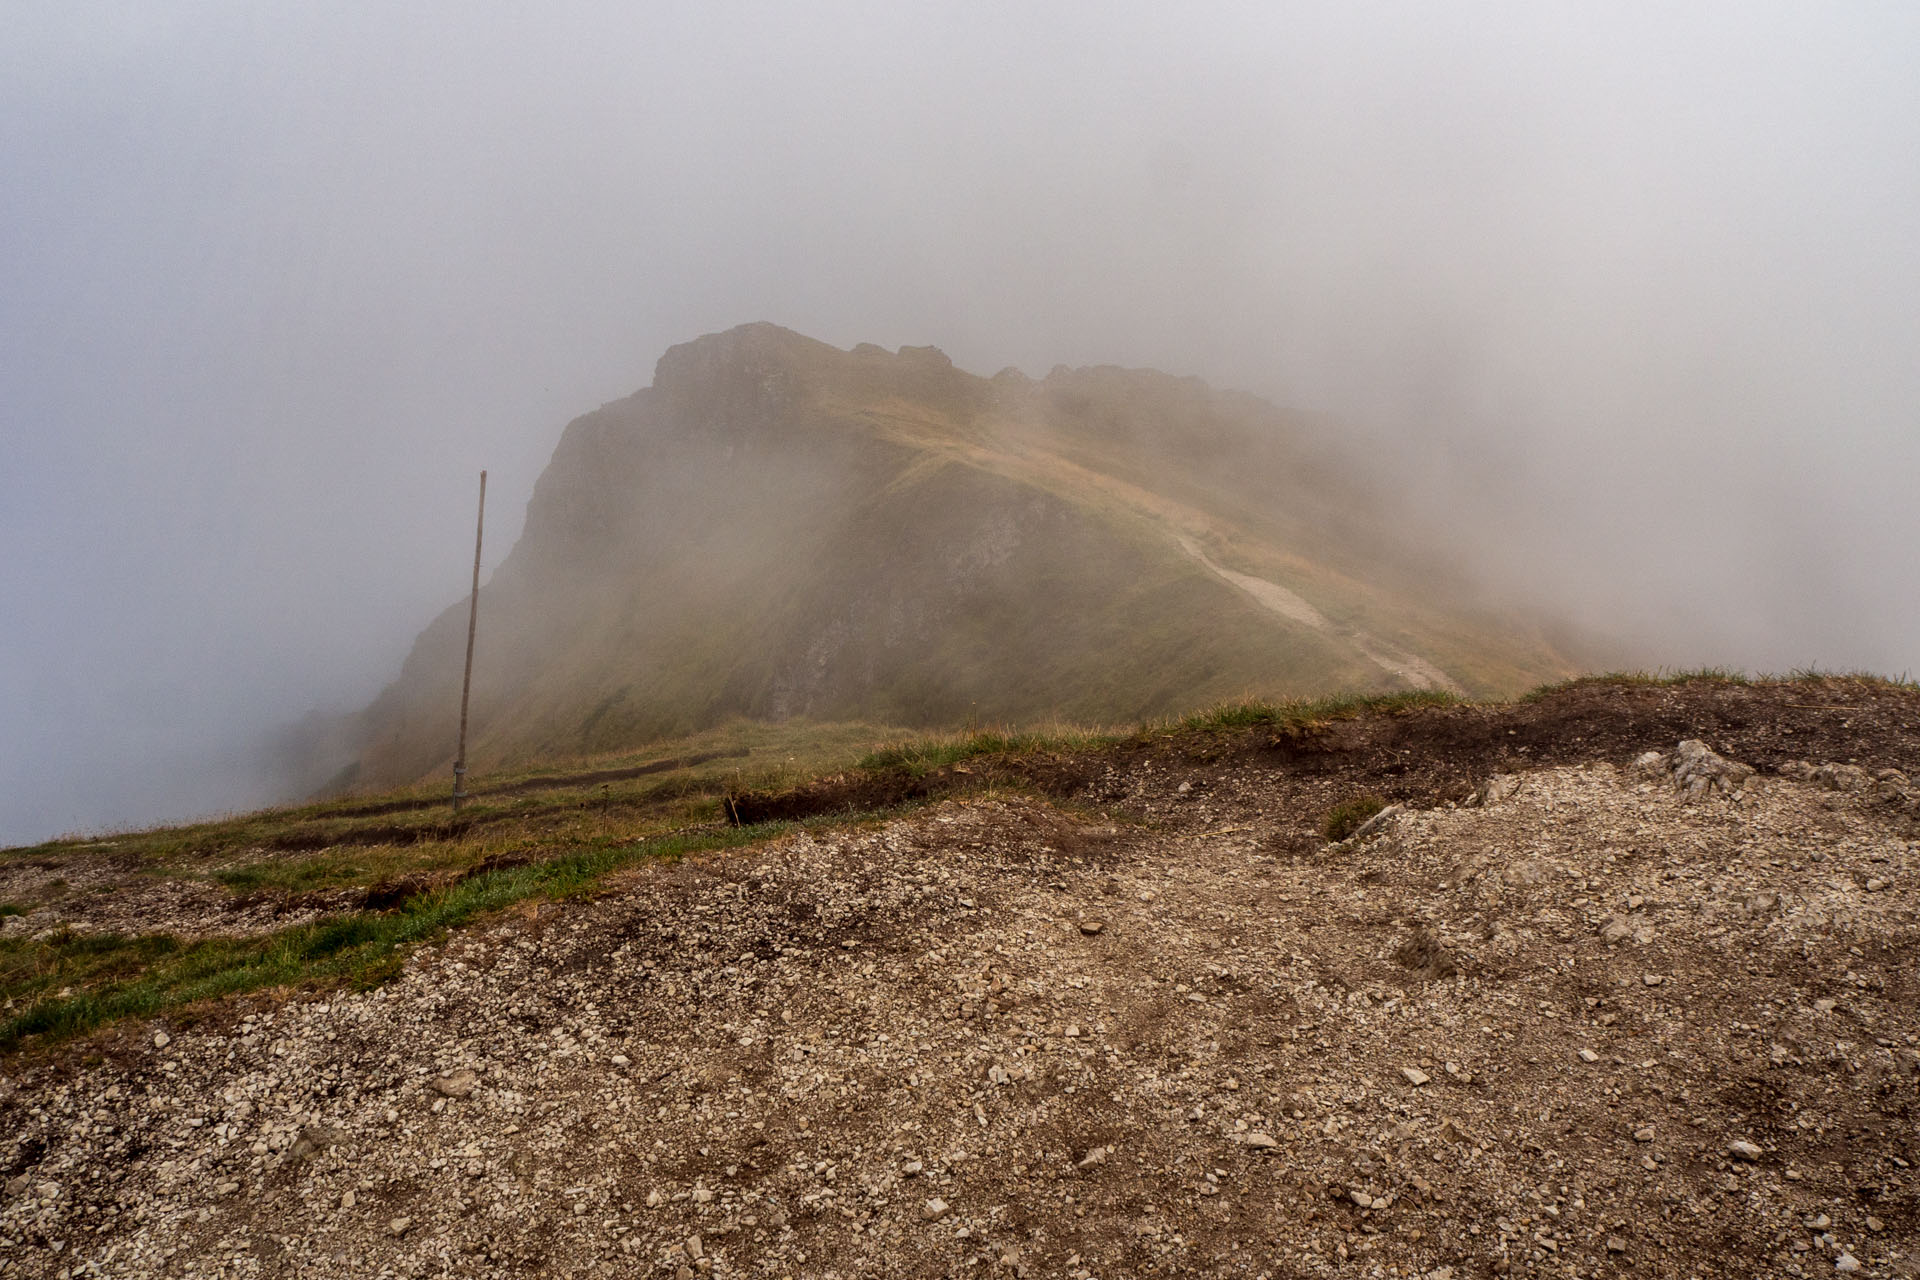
<box><xmin>3</xmin><ymin>9</ymin><xmax>1919</xmax><ymax>1278</ymax></box>
<box><xmin>3</xmin><ymin>5</ymin><xmax>1917</xmax><ymax>845</ymax></box>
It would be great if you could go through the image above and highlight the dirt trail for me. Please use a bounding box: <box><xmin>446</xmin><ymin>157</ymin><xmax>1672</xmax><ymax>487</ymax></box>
<box><xmin>4</xmin><ymin>691</ymin><xmax>1917</xmax><ymax>1279</ymax></box>
<box><xmin>1172</xmin><ymin>532</ymin><xmax>1466</xmax><ymax>694</ymax></box>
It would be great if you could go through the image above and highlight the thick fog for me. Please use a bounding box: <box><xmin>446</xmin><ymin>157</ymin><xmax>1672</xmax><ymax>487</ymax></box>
<box><xmin>4</xmin><ymin>3</ymin><xmax>1917</xmax><ymax>845</ymax></box>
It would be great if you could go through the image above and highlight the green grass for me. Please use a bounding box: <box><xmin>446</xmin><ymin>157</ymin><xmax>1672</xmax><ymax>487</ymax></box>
<box><xmin>1174</xmin><ymin>688</ymin><xmax>1462</xmax><ymax>732</ymax></box>
<box><xmin>0</xmin><ymin>821</ymin><xmax>792</xmax><ymax>1052</ymax></box>
<box><xmin>857</xmin><ymin>726</ymin><xmax>1113</xmax><ymax>776</ymax></box>
<box><xmin>9</xmin><ymin>669</ymin><xmax>1914</xmax><ymax>1055</ymax></box>
<box><xmin>1322</xmin><ymin>794</ymin><xmax>1387</xmax><ymax>842</ymax></box>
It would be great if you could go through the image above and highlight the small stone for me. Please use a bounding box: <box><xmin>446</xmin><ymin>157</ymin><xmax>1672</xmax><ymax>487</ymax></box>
<box><xmin>1866</xmin><ymin>877</ymin><xmax>1891</xmax><ymax>892</ymax></box>
<box><xmin>388</xmin><ymin>1216</ymin><xmax>412</xmax><ymax>1237</ymax></box>
<box><xmin>340</xmin><ymin>1190</ymin><xmax>356</xmax><ymax>1209</ymax></box>
<box><xmin>152</xmin><ymin>1030</ymin><xmax>171</xmax><ymax>1050</ymax></box>
<box><xmin>1401</xmin><ymin>1067</ymin><xmax>1431</xmax><ymax>1086</ymax></box>
<box><xmin>1064</xmin><ymin>1024</ymin><xmax>1081</xmax><ymax>1039</ymax></box>
<box><xmin>685</xmin><ymin>1234</ymin><xmax>703</xmax><ymax>1260</ymax></box>
<box><xmin>1350</xmin><ymin>1190</ymin><xmax>1374</xmax><ymax>1208</ymax></box>
<box><xmin>1244</xmin><ymin>1133</ymin><xmax>1278</xmax><ymax>1151</ymax></box>
<box><xmin>1079</xmin><ymin>920</ymin><xmax>1105</xmax><ymax>936</ymax></box>
<box><xmin>646</xmin><ymin>1188</ymin><xmax>664</xmax><ymax>1208</ymax></box>
<box><xmin>289</xmin><ymin>1124</ymin><xmax>346</xmax><ymax>1161</ymax></box>
<box><xmin>1835</xmin><ymin>1253</ymin><xmax>1861</xmax><ymax>1273</ymax></box>
<box><xmin>1867</xmin><ymin>1215</ymin><xmax>1885</xmax><ymax>1232</ymax></box>
<box><xmin>922</xmin><ymin>1197</ymin><xmax>949</xmax><ymax>1221</ymax></box>
<box><xmin>430</xmin><ymin>1069</ymin><xmax>479</xmax><ymax>1099</ymax></box>
<box><xmin>1813</xmin><ymin>998</ymin><xmax>1837</xmax><ymax>1013</ymax></box>
<box><xmin>691</xmin><ymin>1186</ymin><xmax>713</xmax><ymax>1204</ymax></box>
<box><xmin>1578</xmin><ymin>1049</ymin><xmax>1600</xmax><ymax>1063</ymax></box>
<box><xmin>1728</xmin><ymin>1140</ymin><xmax>1763</xmax><ymax>1161</ymax></box>
<box><xmin>1642</xmin><ymin>974</ymin><xmax>1664</xmax><ymax>987</ymax></box>
<box><xmin>1633</xmin><ymin>1126</ymin><xmax>1656</xmax><ymax>1143</ymax></box>
<box><xmin>1076</xmin><ymin>1146</ymin><xmax>1109</xmax><ymax>1169</ymax></box>
<box><xmin>215</xmin><ymin>1181</ymin><xmax>239</xmax><ymax>1197</ymax></box>
<box><xmin>902</xmin><ymin>1160</ymin><xmax>923</xmax><ymax>1177</ymax></box>
<box><xmin>1606</xmin><ymin>1236</ymin><xmax>1628</xmax><ymax>1253</ymax></box>
<box><xmin>610</xmin><ymin>1054</ymin><xmax>630</xmax><ymax>1067</ymax></box>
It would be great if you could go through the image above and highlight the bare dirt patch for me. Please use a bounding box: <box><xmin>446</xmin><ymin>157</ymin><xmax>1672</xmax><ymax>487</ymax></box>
<box><xmin>2</xmin><ymin>680</ymin><xmax>1917</xmax><ymax>1278</ymax></box>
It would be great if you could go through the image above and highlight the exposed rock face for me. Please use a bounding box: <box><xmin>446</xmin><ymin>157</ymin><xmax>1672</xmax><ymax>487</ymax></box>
<box><xmin>326</xmin><ymin>324</ymin><xmax>1575</xmax><ymax>790</ymax></box>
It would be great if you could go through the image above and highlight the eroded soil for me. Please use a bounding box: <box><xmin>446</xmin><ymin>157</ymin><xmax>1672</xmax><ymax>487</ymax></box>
<box><xmin>3</xmin><ymin>680</ymin><xmax>1918</xmax><ymax>1279</ymax></box>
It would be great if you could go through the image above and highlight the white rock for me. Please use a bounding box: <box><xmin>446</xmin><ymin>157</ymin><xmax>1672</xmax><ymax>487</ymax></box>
<box><xmin>922</xmin><ymin>1197</ymin><xmax>949</xmax><ymax>1221</ymax></box>
<box><xmin>1401</xmin><ymin>1067</ymin><xmax>1430</xmax><ymax>1086</ymax></box>
<box><xmin>1728</xmin><ymin>1140</ymin><xmax>1763</xmax><ymax>1161</ymax></box>
<box><xmin>152</xmin><ymin>1031</ymin><xmax>171</xmax><ymax>1050</ymax></box>
<box><xmin>430</xmin><ymin>1069</ymin><xmax>479</xmax><ymax>1099</ymax></box>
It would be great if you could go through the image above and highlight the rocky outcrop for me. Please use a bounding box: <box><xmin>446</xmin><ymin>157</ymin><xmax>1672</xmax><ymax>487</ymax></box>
<box><xmin>1628</xmin><ymin>739</ymin><xmax>1756</xmax><ymax>799</ymax></box>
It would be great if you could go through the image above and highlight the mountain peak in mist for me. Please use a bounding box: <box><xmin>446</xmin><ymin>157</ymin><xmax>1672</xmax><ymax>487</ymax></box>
<box><xmin>300</xmin><ymin>325</ymin><xmax>1575</xmax><ymax>794</ymax></box>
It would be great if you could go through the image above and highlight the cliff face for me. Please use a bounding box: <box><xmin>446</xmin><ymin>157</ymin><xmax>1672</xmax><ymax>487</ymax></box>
<box><xmin>339</xmin><ymin>324</ymin><xmax>1576</xmax><ymax>788</ymax></box>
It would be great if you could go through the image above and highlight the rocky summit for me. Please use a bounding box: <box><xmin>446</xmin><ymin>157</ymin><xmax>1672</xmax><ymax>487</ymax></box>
<box><xmin>3</xmin><ymin>677</ymin><xmax>1917</xmax><ymax>1278</ymax></box>
<box><xmin>297</xmin><ymin>324</ymin><xmax>1575</xmax><ymax>796</ymax></box>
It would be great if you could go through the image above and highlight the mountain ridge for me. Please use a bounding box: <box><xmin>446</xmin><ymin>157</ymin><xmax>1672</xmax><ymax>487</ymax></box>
<box><xmin>309</xmin><ymin>324</ymin><xmax>1577</xmax><ymax>794</ymax></box>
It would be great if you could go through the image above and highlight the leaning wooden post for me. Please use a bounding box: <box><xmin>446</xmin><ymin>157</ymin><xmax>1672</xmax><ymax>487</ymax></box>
<box><xmin>452</xmin><ymin>470</ymin><xmax>487</xmax><ymax>813</ymax></box>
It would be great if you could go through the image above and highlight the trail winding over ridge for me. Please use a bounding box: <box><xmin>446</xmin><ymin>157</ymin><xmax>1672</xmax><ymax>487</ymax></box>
<box><xmin>1171</xmin><ymin>532</ymin><xmax>1466</xmax><ymax>693</ymax></box>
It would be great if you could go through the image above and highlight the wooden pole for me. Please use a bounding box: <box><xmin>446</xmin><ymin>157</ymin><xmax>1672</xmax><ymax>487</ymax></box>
<box><xmin>452</xmin><ymin>470</ymin><xmax>487</xmax><ymax>812</ymax></box>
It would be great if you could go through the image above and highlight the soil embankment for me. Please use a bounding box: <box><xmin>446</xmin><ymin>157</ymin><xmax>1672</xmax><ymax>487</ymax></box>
<box><xmin>2</xmin><ymin>679</ymin><xmax>1916</xmax><ymax>1278</ymax></box>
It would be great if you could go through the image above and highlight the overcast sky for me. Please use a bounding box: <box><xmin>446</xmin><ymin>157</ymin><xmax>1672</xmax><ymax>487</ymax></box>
<box><xmin>4</xmin><ymin>2</ymin><xmax>1917</xmax><ymax>844</ymax></box>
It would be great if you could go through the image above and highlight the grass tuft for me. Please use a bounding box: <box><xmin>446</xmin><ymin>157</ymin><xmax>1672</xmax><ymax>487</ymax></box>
<box><xmin>1322</xmin><ymin>795</ymin><xmax>1387</xmax><ymax>842</ymax></box>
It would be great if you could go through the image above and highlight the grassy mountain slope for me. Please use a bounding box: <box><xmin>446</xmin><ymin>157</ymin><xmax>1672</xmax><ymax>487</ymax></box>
<box><xmin>330</xmin><ymin>324</ymin><xmax>1574</xmax><ymax>791</ymax></box>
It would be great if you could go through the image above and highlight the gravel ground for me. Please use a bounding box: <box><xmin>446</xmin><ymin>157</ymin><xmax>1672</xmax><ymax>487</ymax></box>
<box><xmin>2</xmin><ymin>741</ymin><xmax>1917</xmax><ymax>1279</ymax></box>
<box><xmin>0</xmin><ymin>856</ymin><xmax>335</xmax><ymax>943</ymax></box>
